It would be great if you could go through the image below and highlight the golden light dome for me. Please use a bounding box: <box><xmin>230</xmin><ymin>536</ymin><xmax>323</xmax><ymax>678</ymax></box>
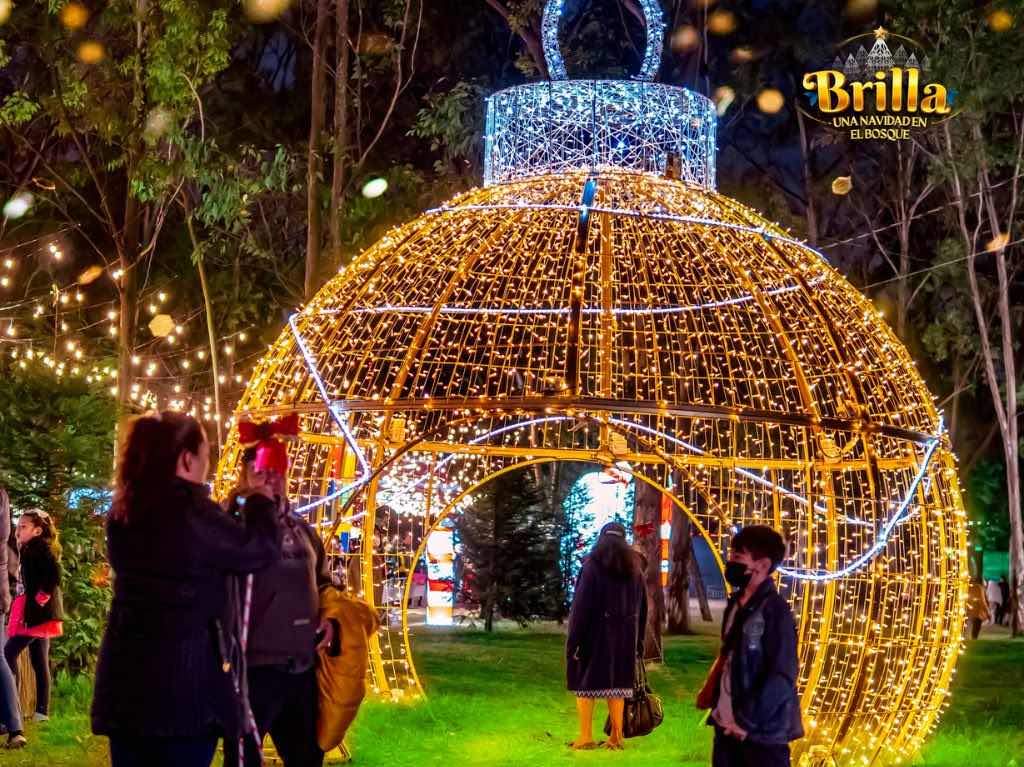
<box><xmin>218</xmin><ymin>4</ymin><xmax>967</xmax><ymax>764</ymax></box>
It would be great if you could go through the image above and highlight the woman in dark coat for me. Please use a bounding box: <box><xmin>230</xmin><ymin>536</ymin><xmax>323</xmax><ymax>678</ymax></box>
<box><xmin>91</xmin><ymin>413</ymin><xmax>281</xmax><ymax>767</ymax></box>
<box><xmin>566</xmin><ymin>522</ymin><xmax>647</xmax><ymax>751</ymax></box>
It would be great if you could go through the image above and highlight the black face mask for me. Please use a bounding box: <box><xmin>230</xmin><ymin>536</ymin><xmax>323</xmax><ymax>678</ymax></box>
<box><xmin>725</xmin><ymin>561</ymin><xmax>753</xmax><ymax>590</ymax></box>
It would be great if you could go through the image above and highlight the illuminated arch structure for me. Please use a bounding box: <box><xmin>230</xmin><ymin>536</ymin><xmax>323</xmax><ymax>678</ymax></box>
<box><xmin>217</xmin><ymin>3</ymin><xmax>968</xmax><ymax>765</ymax></box>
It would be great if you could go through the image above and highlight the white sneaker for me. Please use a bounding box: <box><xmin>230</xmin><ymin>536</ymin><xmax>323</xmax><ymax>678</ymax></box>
<box><xmin>32</xmin><ymin>713</ymin><xmax>49</xmax><ymax>723</ymax></box>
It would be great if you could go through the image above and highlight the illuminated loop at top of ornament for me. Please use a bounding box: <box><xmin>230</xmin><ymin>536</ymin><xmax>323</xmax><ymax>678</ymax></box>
<box><xmin>542</xmin><ymin>0</ymin><xmax>666</xmax><ymax>82</ymax></box>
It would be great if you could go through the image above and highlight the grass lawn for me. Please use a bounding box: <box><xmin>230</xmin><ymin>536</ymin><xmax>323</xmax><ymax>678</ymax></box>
<box><xmin>8</xmin><ymin>629</ymin><xmax>1024</xmax><ymax>766</ymax></box>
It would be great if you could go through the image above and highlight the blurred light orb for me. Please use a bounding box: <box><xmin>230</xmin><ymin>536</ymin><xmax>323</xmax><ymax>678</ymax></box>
<box><xmin>757</xmin><ymin>87</ymin><xmax>785</xmax><ymax>114</ymax></box>
<box><xmin>149</xmin><ymin>314</ymin><xmax>176</xmax><ymax>339</ymax></box>
<box><xmin>244</xmin><ymin>0</ymin><xmax>290</xmax><ymax>23</ymax></box>
<box><xmin>3</xmin><ymin>192</ymin><xmax>33</xmax><ymax>220</ymax></box>
<box><xmin>730</xmin><ymin>46</ymin><xmax>755</xmax><ymax>63</ymax></box>
<box><xmin>362</xmin><ymin>178</ymin><xmax>389</xmax><ymax>199</ymax></box>
<box><xmin>77</xmin><ymin>40</ymin><xmax>105</xmax><ymax>64</ymax></box>
<box><xmin>707</xmin><ymin>9</ymin><xmax>737</xmax><ymax>35</ymax></box>
<box><xmin>988</xmin><ymin>9</ymin><xmax>1014</xmax><ymax>31</ymax></box>
<box><xmin>831</xmin><ymin>176</ymin><xmax>853</xmax><ymax>195</ymax></box>
<box><xmin>0</xmin><ymin>0</ymin><xmax>10</xmax><ymax>25</ymax></box>
<box><xmin>144</xmin><ymin>107</ymin><xmax>173</xmax><ymax>141</ymax></box>
<box><xmin>987</xmin><ymin>232</ymin><xmax>1010</xmax><ymax>252</ymax></box>
<box><xmin>713</xmin><ymin>85</ymin><xmax>736</xmax><ymax>116</ymax></box>
<box><xmin>59</xmin><ymin>2</ymin><xmax>89</xmax><ymax>29</ymax></box>
<box><xmin>78</xmin><ymin>265</ymin><xmax>105</xmax><ymax>285</ymax></box>
<box><xmin>670</xmin><ymin>25</ymin><xmax>700</xmax><ymax>53</ymax></box>
<box><xmin>844</xmin><ymin>0</ymin><xmax>878</xmax><ymax>21</ymax></box>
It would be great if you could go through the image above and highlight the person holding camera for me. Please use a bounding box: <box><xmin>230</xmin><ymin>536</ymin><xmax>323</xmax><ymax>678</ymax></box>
<box><xmin>91</xmin><ymin>413</ymin><xmax>281</xmax><ymax>767</ymax></box>
<box><xmin>223</xmin><ymin>442</ymin><xmax>337</xmax><ymax>767</ymax></box>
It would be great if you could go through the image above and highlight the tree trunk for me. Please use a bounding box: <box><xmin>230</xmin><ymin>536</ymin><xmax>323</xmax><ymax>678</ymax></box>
<box><xmin>329</xmin><ymin>0</ymin><xmax>351</xmax><ymax>269</ymax></box>
<box><xmin>305</xmin><ymin>0</ymin><xmax>331</xmax><ymax>299</ymax></box>
<box><xmin>187</xmin><ymin>216</ymin><xmax>223</xmax><ymax>454</ymax></box>
<box><xmin>795</xmin><ymin>107</ymin><xmax>818</xmax><ymax>248</ymax></box>
<box><xmin>632</xmin><ymin>480</ymin><xmax>664</xmax><ymax>661</ymax></box>
<box><xmin>949</xmin><ymin>354</ymin><xmax>962</xmax><ymax>450</ymax></box>
<box><xmin>666</xmin><ymin>509</ymin><xmax>692</xmax><ymax>634</ymax></box>
<box><xmin>896</xmin><ymin>222</ymin><xmax>910</xmax><ymax>342</ymax></box>
<box><xmin>116</xmin><ymin>193</ymin><xmax>142</xmax><ymax>410</ymax></box>
<box><xmin>16</xmin><ymin>652</ymin><xmax>35</xmax><ymax>717</ymax></box>
<box><xmin>946</xmin><ymin>119</ymin><xmax>1024</xmax><ymax>637</ymax></box>
<box><xmin>689</xmin><ymin>553</ymin><xmax>713</xmax><ymax>622</ymax></box>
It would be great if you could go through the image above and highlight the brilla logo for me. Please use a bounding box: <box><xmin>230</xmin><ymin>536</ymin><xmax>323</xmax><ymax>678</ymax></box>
<box><xmin>801</xmin><ymin>27</ymin><xmax>955</xmax><ymax>141</ymax></box>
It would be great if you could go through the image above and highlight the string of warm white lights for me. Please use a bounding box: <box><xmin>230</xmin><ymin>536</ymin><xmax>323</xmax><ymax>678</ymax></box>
<box><xmin>215</xmin><ymin>6</ymin><xmax>969</xmax><ymax>761</ymax></box>
<box><xmin>346</xmin><ymin>277</ymin><xmax>828</xmax><ymax>316</ymax></box>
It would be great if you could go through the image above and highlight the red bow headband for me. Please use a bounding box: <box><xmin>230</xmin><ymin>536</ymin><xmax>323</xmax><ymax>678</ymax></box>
<box><xmin>237</xmin><ymin>414</ymin><xmax>300</xmax><ymax>475</ymax></box>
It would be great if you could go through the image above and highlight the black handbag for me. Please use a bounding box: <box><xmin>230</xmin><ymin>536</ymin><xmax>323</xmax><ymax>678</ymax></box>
<box><xmin>603</xmin><ymin>659</ymin><xmax>664</xmax><ymax>738</ymax></box>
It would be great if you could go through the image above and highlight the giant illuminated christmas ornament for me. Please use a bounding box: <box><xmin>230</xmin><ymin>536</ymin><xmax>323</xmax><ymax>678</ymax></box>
<box><xmin>217</xmin><ymin>2</ymin><xmax>968</xmax><ymax>764</ymax></box>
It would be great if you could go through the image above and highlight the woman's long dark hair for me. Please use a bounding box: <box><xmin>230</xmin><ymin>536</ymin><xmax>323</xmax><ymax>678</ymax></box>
<box><xmin>111</xmin><ymin>412</ymin><xmax>206</xmax><ymax>525</ymax></box>
<box><xmin>590</xmin><ymin>522</ymin><xmax>640</xmax><ymax>580</ymax></box>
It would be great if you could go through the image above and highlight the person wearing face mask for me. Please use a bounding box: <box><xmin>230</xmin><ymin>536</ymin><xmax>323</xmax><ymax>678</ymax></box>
<box><xmin>696</xmin><ymin>525</ymin><xmax>803</xmax><ymax>767</ymax></box>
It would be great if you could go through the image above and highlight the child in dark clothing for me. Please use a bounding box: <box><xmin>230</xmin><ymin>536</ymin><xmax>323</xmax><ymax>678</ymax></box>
<box><xmin>4</xmin><ymin>509</ymin><xmax>63</xmax><ymax>723</ymax></box>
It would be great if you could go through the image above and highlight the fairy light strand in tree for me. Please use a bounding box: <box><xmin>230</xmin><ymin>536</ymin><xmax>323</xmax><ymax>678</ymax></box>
<box><xmin>215</xmin><ymin>2</ymin><xmax>968</xmax><ymax>764</ymax></box>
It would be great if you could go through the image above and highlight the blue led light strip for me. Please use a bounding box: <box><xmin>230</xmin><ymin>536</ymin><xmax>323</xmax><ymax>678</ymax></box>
<box><xmin>542</xmin><ymin>0</ymin><xmax>665</xmax><ymax>82</ymax></box>
<box><xmin>287</xmin><ymin>313</ymin><xmax>372</xmax><ymax>514</ymax></box>
<box><xmin>425</xmin><ymin>202</ymin><xmax>828</xmax><ymax>264</ymax></box>
<box><xmin>607</xmin><ymin>418</ymin><xmax>828</xmax><ymax>515</ymax></box>
<box><xmin>775</xmin><ymin>430</ymin><xmax>942</xmax><ymax>582</ymax></box>
<box><xmin>408</xmin><ymin>416</ymin><xmax>572</xmax><ymax>491</ymax></box>
<box><xmin>608</xmin><ymin>416</ymin><xmax>943</xmax><ymax>581</ymax></box>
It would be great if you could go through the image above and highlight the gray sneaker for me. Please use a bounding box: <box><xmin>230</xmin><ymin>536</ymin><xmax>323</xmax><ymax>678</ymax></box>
<box><xmin>6</xmin><ymin>733</ymin><xmax>27</xmax><ymax>749</ymax></box>
<box><xmin>32</xmin><ymin>713</ymin><xmax>49</xmax><ymax>723</ymax></box>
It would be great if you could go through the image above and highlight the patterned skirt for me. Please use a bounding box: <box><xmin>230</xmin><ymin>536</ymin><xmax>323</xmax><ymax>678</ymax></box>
<box><xmin>571</xmin><ymin>688</ymin><xmax>634</xmax><ymax>700</ymax></box>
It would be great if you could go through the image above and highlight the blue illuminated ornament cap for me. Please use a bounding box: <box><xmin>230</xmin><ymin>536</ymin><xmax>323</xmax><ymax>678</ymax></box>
<box><xmin>484</xmin><ymin>0</ymin><xmax>716</xmax><ymax>188</ymax></box>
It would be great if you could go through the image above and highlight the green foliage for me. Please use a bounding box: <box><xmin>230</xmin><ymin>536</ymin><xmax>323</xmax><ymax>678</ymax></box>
<box><xmin>410</xmin><ymin>81</ymin><xmax>485</xmax><ymax>176</ymax></box>
<box><xmin>966</xmin><ymin>461</ymin><xmax>1011</xmax><ymax>553</ymax></box>
<box><xmin>338</xmin><ymin>165</ymin><xmax>437</xmax><ymax>256</ymax></box>
<box><xmin>0</xmin><ymin>91</ymin><xmax>41</xmax><ymax>127</ymax></box>
<box><xmin>50</xmin><ymin>499</ymin><xmax>111</xmax><ymax>675</ymax></box>
<box><xmin>5</xmin><ymin>634</ymin><xmax>1024</xmax><ymax>767</ymax></box>
<box><xmin>0</xmin><ymin>363</ymin><xmax>115</xmax><ymax>674</ymax></box>
<box><xmin>456</xmin><ymin>469</ymin><xmax>564</xmax><ymax>629</ymax></box>
<box><xmin>0</xmin><ymin>364</ymin><xmax>116</xmax><ymax>509</ymax></box>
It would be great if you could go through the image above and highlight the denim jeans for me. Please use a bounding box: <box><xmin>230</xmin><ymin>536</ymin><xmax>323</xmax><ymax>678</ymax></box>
<box><xmin>0</xmin><ymin>618</ymin><xmax>24</xmax><ymax>734</ymax></box>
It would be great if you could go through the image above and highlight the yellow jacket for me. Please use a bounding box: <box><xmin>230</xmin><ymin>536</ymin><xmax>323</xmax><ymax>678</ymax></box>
<box><xmin>317</xmin><ymin>587</ymin><xmax>380</xmax><ymax>753</ymax></box>
<box><xmin>966</xmin><ymin>582</ymin><xmax>991</xmax><ymax>621</ymax></box>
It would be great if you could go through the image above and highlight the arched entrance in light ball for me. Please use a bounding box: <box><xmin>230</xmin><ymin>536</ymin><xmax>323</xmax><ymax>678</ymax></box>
<box><xmin>394</xmin><ymin>449</ymin><xmax>726</xmax><ymax>695</ymax></box>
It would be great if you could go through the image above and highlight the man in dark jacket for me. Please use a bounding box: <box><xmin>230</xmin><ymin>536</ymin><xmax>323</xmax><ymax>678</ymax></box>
<box><xmin>0</xmin><ymin>487</ymin><xmax>25</xmax><ymax>748</ymax></box>
<box><xmin>706</xmin><ymin>525</ymin><xmax>803</xmax><ymax>767</ymax></box>
<box><xmin>224</xmin><ymin>449</ymin><xmax>336</xmax><ymax>767</ymax></box>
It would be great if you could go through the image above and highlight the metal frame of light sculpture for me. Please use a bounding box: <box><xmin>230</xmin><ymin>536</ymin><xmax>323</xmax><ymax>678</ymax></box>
<box><xmin>483</xmin><ymin>80</ymin><xmax>717</xmax><ymax>187</ymax></box>
<box><xmin>215</xmin><ymin>8</ymin><xmax>969</xmax><ymax>767</ymax></box>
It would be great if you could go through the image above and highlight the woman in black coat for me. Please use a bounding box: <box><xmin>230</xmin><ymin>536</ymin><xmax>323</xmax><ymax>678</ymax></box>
<box><xmin>566</xmin><ymin>522</ymin><xmax>647</xmax><ymax>751</ymax></box>
<box><xmin>91</xmin><ymin>413</ymin><xmax>281</xmax><ymax>767</ymax></box>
